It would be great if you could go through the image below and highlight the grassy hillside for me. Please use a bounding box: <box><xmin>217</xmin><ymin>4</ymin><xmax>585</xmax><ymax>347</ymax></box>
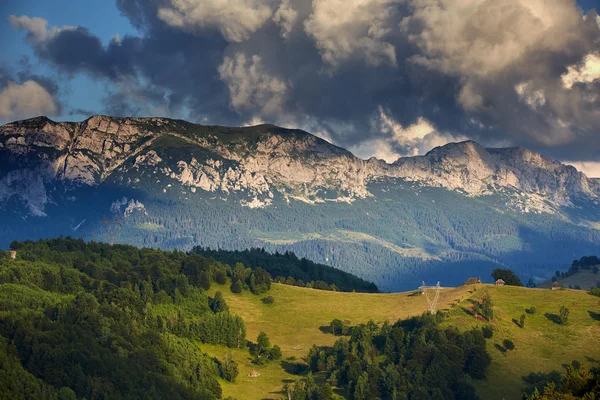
<box><xmin>538</xmin><ymin>269</ymin><xmax>600</xmax><ymax>290</ymax></box>
<box><xmin>208</xmin><ymin>283</ymin><xmax>600</xmax><ymax>400</ymax></box>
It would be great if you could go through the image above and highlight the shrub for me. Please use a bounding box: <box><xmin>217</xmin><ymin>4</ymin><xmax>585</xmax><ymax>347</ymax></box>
<box><xmin>482</xmin><ymin>325</ymin><xmax>494</xmax><ymax>339</ymax></box>
<box><xmin>219</xmin><ymin>353</ymin><xmax>239</xmax><ymax>383</ymax></box>
<box><xmin>503</xmin><ymin>339</ymin><xmax>515</xmax><ymax>350</ymax></box>
<box><xmin>526</xmin><ymin>306</ymin><xmax>536</xmax><ymax>314</ymax></box>
<box><xmin>215</xmin><ymin>270</ymin><xmax>227</xmax><ymax>285</ymax></box>
<box><xmin>559</xmin><ymin>306</ymin><xmax>570</xmax><ymax>325</ymax></box>
<box><xmin>209</xmin><ymin>291</ymin><xmax>229</xmax><ymax>313</ymax></box>
<box><xmin>473</xmin><ymin>292</ymin><xmax>494</xmax><ymax>321</ymax></box>
<box><xmin>269</xmin><ymin>345</ymin><xmax>282</xmax><ymax>361</ymax></box>
<box><xmin>230</xmin><ymin>279</ymin><xmax>243</xmax><ymax>294</ymax></box>
<box><xmin>519</xmin><ymin>314</ymin><xmax>526</xmax><ymax>328</ymax></box>
<box><xmin>589</xmin><ymin>286</ymin><xmax>600</xmax><ymax>297</ymax></box>
<box><xmin>330</xmin><ymin>319</ymin><xmax>344</xmax><ymax>336</ymax></box>
<box><xmin>261</xmin><ymin>295</ymin><xmax>274</xmax><ymax>304</ymax></box>
<box><xmin>491</xmin><ymin>269</ymin><xmax>523</xmax><ymax>286</ymax></box>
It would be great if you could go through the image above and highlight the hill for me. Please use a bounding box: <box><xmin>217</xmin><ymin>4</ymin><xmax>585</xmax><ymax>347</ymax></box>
<box><xmin>192</xmin><ymin>247</ymin><xmax>379</xmax><ymax>293</ymax></box>
<box><xmin>1</xmin><ymin>239</ymin><xmax>599</xmax><ymax>399</ymax></box>
<box><xmin>2</xmin><ymin>115</ymin><xmax>600</xmax><ymax>291</ymax></box>
<box><xmin>538</xmin><ymin>255</ymin><xmax>600</xmax><ymax>290</ymax></box>
<box><xmin>538</xmin><ymin>270</ymin><xmax>600</xmax><ymax>290</ymax></box>
<box><xmin>205</xmin><ymin>283</ymin><xmax>600</xmax><ymax>400</ymax></box>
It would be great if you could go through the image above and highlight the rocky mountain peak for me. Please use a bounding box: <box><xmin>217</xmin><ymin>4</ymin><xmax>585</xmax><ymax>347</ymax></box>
<box><xmin>1</xmin><ymin>115</ymin><xmax>598</xmax><ymax>216</ymax></box>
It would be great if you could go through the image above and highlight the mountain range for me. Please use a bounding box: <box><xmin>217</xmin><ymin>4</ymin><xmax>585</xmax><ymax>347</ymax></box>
<box><xmin>1</xmin><ymin>115</ymin><xmax>600</xmax><ymax>291</ymax></box>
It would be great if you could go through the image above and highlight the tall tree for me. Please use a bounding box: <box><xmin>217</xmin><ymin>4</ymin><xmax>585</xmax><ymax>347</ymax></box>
<box><xmin>491</xmin><ymin>269</ymin><xmax>523</xmax><ymax>286</ymax></box>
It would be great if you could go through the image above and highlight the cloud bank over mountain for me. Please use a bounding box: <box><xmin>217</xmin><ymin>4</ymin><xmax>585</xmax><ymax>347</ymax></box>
<box><xmin>4</xmin><ymin>0</ymin><xmax>600</xmax><ymax>169</ymax></box>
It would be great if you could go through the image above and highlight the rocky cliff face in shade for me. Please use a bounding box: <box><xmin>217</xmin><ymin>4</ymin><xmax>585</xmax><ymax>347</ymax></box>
<box><xmin>1</xmin><ymin>115</ymin><xmax>599</xmax><ymax>216</ymax></box>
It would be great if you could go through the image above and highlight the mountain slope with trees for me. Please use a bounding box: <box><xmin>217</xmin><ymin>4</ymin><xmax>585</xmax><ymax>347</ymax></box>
<box><xmin>2</xmin><ymin>116</ymin><xmax>600</xmax><ymax>291</ymax></box>
<box><xmin>1</xmin><ymin>240</ymin><xmax>599</xmax><ymax>399</ymax></box>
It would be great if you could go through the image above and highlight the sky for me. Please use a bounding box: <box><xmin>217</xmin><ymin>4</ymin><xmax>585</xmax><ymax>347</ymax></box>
<box><xmin>0</xmin><ymin>0</ymin><xmax>599</xmax><ymax>176</ymax></box>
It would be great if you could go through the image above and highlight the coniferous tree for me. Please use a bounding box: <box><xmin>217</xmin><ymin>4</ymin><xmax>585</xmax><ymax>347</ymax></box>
<box><xmin>230</xmin><ymin>279</ymin><xmax>243</xmax><ymax>294</ymax></box>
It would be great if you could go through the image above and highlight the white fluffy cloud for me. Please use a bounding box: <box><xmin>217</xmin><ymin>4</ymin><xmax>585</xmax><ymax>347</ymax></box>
<box><xmin>0</xmin><ymin>80</ymin><xmax>59</xmax><ymax>121</ymax></box>
<box><xmin>157</xmin><ymin>0</ymin><xmax>274</xmax><ymax>42</ymax></box>
<box><xmin>304</xmin><ymin>0</ymin><xmax>399</xmax><ymax>68</ymax></box>
<box><xmin>218</xmin><ymin>53</ymin><xmax>289</xmax><ymax>116</ymax></box>
<box><xmin>402</xmin><ymin>0</ymin><xmax>594</xmax><ymax>112</ymax></box>
<box><xmin>351</xmin><ymin>107</ymin><xmax>467</xmax><ymax>162</ymax></box>
<box><xmin>403</xmin><ymin>0</ymin><xmax>584</xmax><ymax>78</ymax></box>
<box><xmin>8</xmin><ymin>15</ymin><xmax>48</xmax><ymax>41</ymax></box>
<box><xmin>562</xmin><ymin>52</ymin><xmax>600</xmax><ymax>89</ymax></box>
<box><xmin>9</xmin><ymin>15</ymin><xmax>75</xmax><ymax>43</ymax></box>
<box><xmin>273</xmin><ymin>0</ymin><xmax>298</xmax><ymax>39</ymax></box>
<box><xmin>515</xmin><ymin>81</ymin><xmax>546</xmax><ymax>110</ymax></box>
<box><xmin>565</xmin><ymin>161</ymin><xmax>600</xmax><ymax>178</ymax></box>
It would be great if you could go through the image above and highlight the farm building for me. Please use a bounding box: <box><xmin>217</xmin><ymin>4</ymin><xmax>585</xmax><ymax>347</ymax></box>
<box><xmin>464</xmin><ymin>277</ymin><xmax>481</xmax><ymax>285</ymax></box>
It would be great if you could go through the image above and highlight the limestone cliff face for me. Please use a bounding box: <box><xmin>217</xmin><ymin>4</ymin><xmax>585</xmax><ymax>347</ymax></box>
<box><xmin>392</xmin><ymin>141</ymin><xmax>600</xmax><ymax>206</ymax></box>
<box><xmin>1</xmin><ymin>115</ymin><xmax>598</xmax><ymax>215</ymax></box>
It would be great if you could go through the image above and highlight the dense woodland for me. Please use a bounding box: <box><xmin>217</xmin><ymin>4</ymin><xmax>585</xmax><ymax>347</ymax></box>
<box><xmin>0</xmin><ymin>238</ymin><xmax>253</xmax><ymax>399</ymax></box>
<box><xmin>554</xmin><ymin>255</ymin><xmax>600</xmax><ymax>281</ymax></box>
<box><xmin>524</xmin><ymin>362</ymin><xmax>600</xmax><ymax>399</ymax></box>
<box><xmin>3</xmin><ymin>177</ymin><xmax>600</xmax><ymax>292</ymax></box>
<box><xmin>286</xmin><ymin>313</ymin><xmax>490</xmax><ymax>400</ymax></box>
<box><xmin>194</xmin><ymin>247</ymin><xmax>378</xmax><ymax>293</ymax></box>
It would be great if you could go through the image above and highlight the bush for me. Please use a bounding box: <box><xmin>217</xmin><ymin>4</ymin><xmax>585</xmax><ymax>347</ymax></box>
<box><xmin>473</xmin><ymin>292</ymin><xmax>494</xmax><ymax>321</ymax></box>
<box><xmin>559</xmin><ymin>306</ymin><xmax>570</xmax><ymax>325</ymax></box>
<box><xmin>526</xmin><ymin>306</ymin><xmax>536</xmax><ymax>314</ymax></box>
<box><xmin>519</xmin><ymin>314</ymin><xmax>526</xmax><ymax>328</ymax></box>
<box><xmin>330</xmin><ymin>319</ymin><xmax>344</xmax><ymax>336</ymax></box>
<box><xmin>209</xmin><ymin>291</ymin><xmax>229</xmax><ymax>313</ymax></box>
<box><xmin>482</xmin><ymin>325</ymin><xmax>494</xmax><ymax>339</ymax></box>
<box><xmin>589</xmin><ymin>287</ymin><xmax>600</xmax><ymax>297</ymax></box>
<box><xmin>491</xmin><ymin>268</ymin><xmax>523</xmax><ymax>286</ymax></box>
<box><xmin>269</xmin><ymin>345</ymin><xmax>282</xmax><ymax>361</ymax></box>
<box><xmin>230</xmin><ymin>279</ymin><xmax>243</xmax><ymax>294</ymax></box>
<box><xmin>503</xmin><ymin>339</ymin><xmax>515</xmax><ymax>350</ymax></box>
<box><xmin>261</xmin><ymin>295</ymin><xmax>274</xmax><ymax>304</ymax></box>
<box><xmin>219</xmin><ymin>354</ymin><xmax>239</xmax><ymax>383</ymax></box>
<box><xmin>215</xmin><ymin>270</ymin><xmax>227</xmax><ymax>285</ymax></box>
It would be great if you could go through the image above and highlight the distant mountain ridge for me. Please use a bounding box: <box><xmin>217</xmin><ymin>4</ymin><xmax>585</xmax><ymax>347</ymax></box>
<box><xmin>1</xmin><ymin>115</ymin><xmax>600</xmax><ymax>291</ymax></box>
<box><xmin>1</xmin><ymin>115</ymin><xmax>598</xmax><ymax>216</ymax></box>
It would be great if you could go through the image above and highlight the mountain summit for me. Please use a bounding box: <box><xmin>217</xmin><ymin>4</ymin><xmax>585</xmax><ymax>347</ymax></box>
<box><xmin>1</xmin><ymin>115</ymin><xmax>598</xmax><ymax>215</ymax></box>
<box><xmin>1</xmin><ymin>115</ymin><xmax>600</xmax><ymax>291</ymax></box>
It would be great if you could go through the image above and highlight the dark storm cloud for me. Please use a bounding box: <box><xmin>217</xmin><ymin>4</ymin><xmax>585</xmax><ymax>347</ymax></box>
<box><xmin>8</xmin><ymin>0</ymin><xmax>600</xmax><ymax>164</ymax></box>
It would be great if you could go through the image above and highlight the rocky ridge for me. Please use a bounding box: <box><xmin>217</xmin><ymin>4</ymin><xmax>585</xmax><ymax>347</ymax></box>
<box><xmin>1</xmin><ymin>115</ymin><xmax>598</xmax><ymax>215</ymax></box>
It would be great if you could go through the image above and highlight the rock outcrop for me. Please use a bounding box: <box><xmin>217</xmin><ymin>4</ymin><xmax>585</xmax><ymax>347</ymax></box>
<box><xmin>1</xmin><ymin>115</ymin><xmax>598</xmax><ymax>215</ymax></box>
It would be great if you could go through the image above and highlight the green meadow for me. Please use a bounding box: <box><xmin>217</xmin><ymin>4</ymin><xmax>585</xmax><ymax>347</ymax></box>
<box><xmin>206</xmin><ymin>283</ymin><xmax>600</xmax><ymax>400</ymax></box>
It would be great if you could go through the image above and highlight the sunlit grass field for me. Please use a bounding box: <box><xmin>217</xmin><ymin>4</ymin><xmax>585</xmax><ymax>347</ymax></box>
<box><xmin>204</xmin><ymin>283</ymin><xmax>600</xmax><ymax>400</ymax></box>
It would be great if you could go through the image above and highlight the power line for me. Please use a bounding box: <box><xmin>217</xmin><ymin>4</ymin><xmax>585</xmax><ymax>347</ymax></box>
<box><xmin>420</xmin><ymin>281</ymin><xmax>441</xmax><ymax>314</ymax></box>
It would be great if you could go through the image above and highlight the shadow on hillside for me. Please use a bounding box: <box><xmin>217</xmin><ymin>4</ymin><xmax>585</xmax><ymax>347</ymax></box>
<box><xmin>521</xmin><ymin>370</ymin><xmax>562</xmax><ymax>396</ymax></box>
<box><xmin>281</xmin><ymin>360</ymin><xmax>308</xmax><ymax>375</ymax></box>
<box><xmin>588</xmin><ymin>311</ymin><xmax>600</xmax><ymax>321</ymax></box>
<box><xmin>494</xmin><ymin>343</ymin><xmax>507</xmax><ymax>354</ymax></box>
<box><xmin>544</xmin><ymin>312</ymin><xmax>562</xmax><ymax>325</ymax></box>
<box><xmin>585</xmin><ymin>356</ymin><xmax>599</xmax><ymax>364</ymax></box>
<box><xmin>461</xmin><ymin>299</ymin><xmax>478</xmax><ymax>317</ymax></box>
<box><xmin>512</xmin><ymin>318</ymin><xmax>522</xmax><ymax>328</ymax></box>
<box><xmin>318</xmin><ymin>325</ymin><xmax>332</xmax><ymax>334</ymax></box>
